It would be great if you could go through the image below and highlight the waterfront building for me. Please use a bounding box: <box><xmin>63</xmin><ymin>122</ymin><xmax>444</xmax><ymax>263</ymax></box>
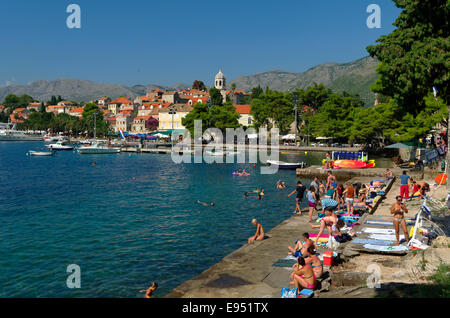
<box><xmin>26</xmin><ymin>102</ymin><xmax>42</xmax><ymax>112</ymax></box>
<box><xmin>158</xmin><ymin>104</ymin><xmax>193</xmax><ymax>131</ymax></box>
<box><xmin>46</xmin><ymin>105</ymin><xmax>66</xmax><ymax>115</ymax></box>
<box><xmin>138</xmin><ymin>102</ymin><xmax>171</xmax><ymax>117</ymax></box>
<box><xmin>115</xmin><ymin>110</ymin><xmax>136</xmax><ymax>132</ymax></box>
<box><xmin>57</xmin><ymin>100</ymin><xmax>74</xmax><ymax>107</ymax></box>
<box><xmin>108</xmin><ymin>97</ymin><xmax>133</xmax><ymax>115</ymax></box>
<box><xmin>97</xmin><ymin>97</ymin><xmax>111</xmax><ymax>106</ymax></box>
<box><xmin>226</xmin><ymin>90</ymin><xmax>247</xmax><ymax>104</ymax></box>
<box><xmin>132</xmin><ymin>115</ymin><xmax>157</xmax><ymax>133</ymax></box>
<box><xmin>146</xmin><ymin>88</ymin><xmax>165</xmax><ymax>99</ymax></box>
<box><xmin>134</xmin><ymin>96</ymin><xmax>154</xmax><ymax>105</ymax></box>
<box><xmin>233</xmin><ymin>104</ymin><xmax>253</xmax><ymax>127</ymax></box>
<box><xmin>187</xmin><ymin>95</ymin><xmax>209</xmax><ymax>106</ymax></box>
<box><xmin>161</xmin><ymin>91</ymin><xmax>180</xmax><ymax>104</ymax></box>
<box><xmin>69</xmin><ymin>107</ymin><xmax>84</xmax><ymax>118</ymax></box>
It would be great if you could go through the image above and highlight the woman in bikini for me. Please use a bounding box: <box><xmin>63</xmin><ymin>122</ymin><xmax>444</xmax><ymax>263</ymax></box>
<box><xmin>304</xmin><ymin>245</ymin><xmax>323</xmax><ymax>279</ymax></box>
<box><xmin>309</xmin><ymin>207</ymin><xmax>344</xmax><ymax>246</ymax></box>
<box><xmin>390</xmin><ymin>196</ymin><xmax>410</xmax><ymax>246</ymax></box>
<box><xmin>290</xmin><ymin>256</ymin><xmax>316</xmax><ymax>290</ymax></box>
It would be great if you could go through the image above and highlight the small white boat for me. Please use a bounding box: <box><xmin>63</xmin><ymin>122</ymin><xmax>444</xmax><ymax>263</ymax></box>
<box><xmin>206</xmin><ymin>150</ymin><xmax>240</xmax><ymax>156</ymax></box>
<box><xmin>77</xmin><ymin>141</ymin><xmax>120</xmax><ymax>154</ymax></box>
<box><xmin>46</xmin><ymin>141</ymin><xmax>74</xmax><ymax>151</ymax></box>
<box><xmin>27</xmin><ymin>150</ymin><xmax>55</xmax><ymax>156</ymax></box>
<box><xmin>267</xmin><ymin>160</ymin><xmax>307</xmax><ymax>169</ymax></box>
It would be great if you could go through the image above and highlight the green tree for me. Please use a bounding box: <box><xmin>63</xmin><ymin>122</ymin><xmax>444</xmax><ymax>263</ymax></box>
<box><xmin>192</xmin><ymin>80</ymin><xmax>207</xmax><ymax>91</ymax></box>
<box><xmin>366</xmin><ymin>0</ymin><xmax>449</xmax><ymax>112</ymax></box>
<box><xmin>82</xmin><ymin>103</ymin><xmax>108</xmax><ymax>137</ymax></box>
<box><xmin>251</xmin><ymin>85</ymin><xmax>263</xmax><ymax>100</ymax></box>
<box><xmin>209</xmin><ymin>87</ymin><xmax>223</xmax><ymax>106</ymax></box>
<box><xmin>3</xmin><ymin>94</ymin><xmax>20</xmax><ymax>108</ymax></box>
<box><xmin>208</xmin><ymin>101</ymin><xmax>240</xmax><ymax>132</ymax></box>
<box><xmin>182</xmin><ymin>102</ymin><xmax>211</xmax><ymax>137</ymax></box>
<box><xmin>250</xmin><ymin>89</ymin><xmax>294</xmax><ymax>134</ymax></box>
<box><xmin>308</xmin><ymin>92</ymin><xmax>365</xmax><ymax>142</ymax></box>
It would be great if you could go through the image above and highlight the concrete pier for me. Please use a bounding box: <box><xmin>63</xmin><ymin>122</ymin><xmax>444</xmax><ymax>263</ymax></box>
<box><xmin>296</xmin><ymin>166</ymin><xmax>424</xmax><ymax>181</ymax></box>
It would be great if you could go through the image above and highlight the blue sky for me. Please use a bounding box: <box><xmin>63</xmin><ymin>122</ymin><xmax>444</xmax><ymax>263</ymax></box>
<box><xmin>0</xmin><ymin>0</ymin><xmax>401</xmax><ymax>87</ymax></box>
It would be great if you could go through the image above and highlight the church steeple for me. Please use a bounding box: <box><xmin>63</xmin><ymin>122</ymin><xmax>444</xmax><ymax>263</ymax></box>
<box><xmin>214</xmin><ymin>69</ymin><xmax>227</xmax><ymax>103</ymax></box>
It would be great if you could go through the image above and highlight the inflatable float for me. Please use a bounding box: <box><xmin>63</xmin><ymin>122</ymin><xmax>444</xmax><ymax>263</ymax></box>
<box><xmin>331</xmin><ymin>159</ymin><xmax>375</xmax><ymax>169</ymax></box>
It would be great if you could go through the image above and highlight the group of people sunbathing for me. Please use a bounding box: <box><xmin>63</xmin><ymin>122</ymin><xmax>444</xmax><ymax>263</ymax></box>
<box><xmin>287</xmin><ymin>233</ymin><xmax>324</xmax><ymax>290</ymax></box>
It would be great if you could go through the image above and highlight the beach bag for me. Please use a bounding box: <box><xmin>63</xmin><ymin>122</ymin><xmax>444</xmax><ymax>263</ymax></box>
<box><xmin>326</xmin><ymin>236</ymin><xmax>340</xmax><ymax>250</ymax></box>
<box><xmin>335</xmin><ymin>233</ymin><xmax>352</xmax><ymax>243</ymax></box>
<box><xmin>281</xmin><ymin>287</ymin><xmax>298</xmax><ymax>298</ymax></box>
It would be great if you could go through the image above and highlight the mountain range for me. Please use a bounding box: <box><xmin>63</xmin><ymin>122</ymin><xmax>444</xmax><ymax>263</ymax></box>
<box><xmin>0</xmin><ymin>56</ymin><xmax>379</xmax><ymax>106</ymax></box>
<box><xmin>229</xmin><ymin>56</ymin><xmax>379</xmax><ymax>106</ymax></box>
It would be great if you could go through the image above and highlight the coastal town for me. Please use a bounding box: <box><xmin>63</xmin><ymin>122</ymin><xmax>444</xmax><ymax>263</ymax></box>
<box><xmin>0</xmin><ymin>0</ymin><xmax>448</xmax><ymax>305</ymax></box>
<box><xmin>0</xmin><ymin>70</ymin><xmax>256</xmax><ymax>139</ymax></box>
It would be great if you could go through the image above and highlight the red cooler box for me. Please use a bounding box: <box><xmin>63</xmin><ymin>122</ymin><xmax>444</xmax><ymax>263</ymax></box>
<box><xmin>323</xmin><ymin>251</ymin><xmax>334</xmax><ymax>266</ymax></box>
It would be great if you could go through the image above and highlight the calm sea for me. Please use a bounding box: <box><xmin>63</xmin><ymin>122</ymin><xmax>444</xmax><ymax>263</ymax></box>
<box><xmin>0</xmin><ymin>142</ymin><xmax>386</xmax><ymax>297</ymax></box>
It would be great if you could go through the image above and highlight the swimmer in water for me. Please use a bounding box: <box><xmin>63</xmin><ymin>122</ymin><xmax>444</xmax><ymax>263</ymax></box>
<box><xmin>92</xmin><ymin>161</ymin><xmax>96</xmax><ymax>166</ymax></box>
<box><xmin>244</xmin><ymin>192</ymin><xmax>249</xmax><ymax>198</ymax></box>
<box><xmin>197</xmin><ymin>200</ymin><xmax>214</xmax><ymax>206</ymax></box>
<box><xmin>140</xmin><ymin>282</ymin><xmax>158</xmax><ymax>298</ymax></box>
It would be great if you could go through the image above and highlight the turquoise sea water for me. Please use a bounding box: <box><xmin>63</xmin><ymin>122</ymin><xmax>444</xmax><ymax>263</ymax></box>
<box><xmin>0</xmin><ymin>142</ymin><xmax>332</xmax><ymax>297</ymax></box>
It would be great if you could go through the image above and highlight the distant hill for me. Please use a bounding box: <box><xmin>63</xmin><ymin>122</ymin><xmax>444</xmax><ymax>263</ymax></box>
<box><xmin>0</xmin><ymin>79</ymin><xmax>190</xmax><ymax>103</ymax></box>
<box><xmin>229</xmin><ymin>56</ymin><xmax>379</xmax><ymax>106</ymax></box>
<box><xmin>0</xmin><ymin>57</ymin><xmax>378</xmax><ymax>105</ymax></box>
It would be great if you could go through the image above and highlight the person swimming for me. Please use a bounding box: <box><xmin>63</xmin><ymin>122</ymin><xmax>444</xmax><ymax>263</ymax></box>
<box><xmin>140</xmin><ymin>282</ymin><xmax>158</xmax><ymax>298</ymax></box>
<box><xmin>197</xmin><ymin>200</ymin><xmax>214</xmax><ymax>206</ymax></box>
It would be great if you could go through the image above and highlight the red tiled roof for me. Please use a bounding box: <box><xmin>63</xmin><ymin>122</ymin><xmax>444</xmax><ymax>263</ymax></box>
<box><xmin>233</xmin><ymin>105</ymin><xmax>251</xmax><ymax>114</ymax></box>
<box><xmin>110</xmin><ymin>96</ymin><xmax>132</xmax><ymax>104</ymax></box>
<box><xmin>135</xmin><ymin>115</ymin><xmax>151</xmax><ymax>120</ymax></box>
<box><xmin>70</xmin><ymin>107</ymin><xmax>84</xmax><ymax>113</ymax></box>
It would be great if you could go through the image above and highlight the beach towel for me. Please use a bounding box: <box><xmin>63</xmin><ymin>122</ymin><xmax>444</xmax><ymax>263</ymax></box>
<box><xmin>297</xmin><ymin>289</ymin><xmax>314</xmax><ymax>298</ymax></box>
<box><xmin>369</xmin><ymin>234</ymin><xmax>405</xmax><ymax>241</ymax></box>
<box><xmin>363</xmin><ymin>244</ymin><xmax>409</xmax><ymax>252</ymax></box>
<box><xmin>281</xmin><ymin>287</ymin><xmax>298</xmax><ymax>298</ymax></box>
<box><xmin>272</xmin><ymin>259</ymin><xmax>297</xmax><ymax>267</ymax></box>
<box><xmin>365</xmin><ymin>220</ymin><xmax>414</xmax><ymax>226</ymax></box>
<box><xmin>361</xmin><ymin>228</ymin><xmax>396</xmax><ymax>235</ymax></box>
<box><xmin>353</xmin><ymin>238</ymin><xmax>395</xmax><ymax>245</ymax></box>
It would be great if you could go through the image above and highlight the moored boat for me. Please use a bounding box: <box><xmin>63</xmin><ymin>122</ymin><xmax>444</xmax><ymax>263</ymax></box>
<box><xmin>266</xmin><ymin>160</ymin><xmax>307</xmax><ymax>169</ymax></box>
<box><xmin>46</xmin><ymin>141</ymin><xmax>74</xmax><ymax>151</ymax></box>
<box><xmin>27</xmin><ymin>150</ymin><xmax>55</xmax><ymax>156</ymax></box>
<box><xmin>77</xmin><ymin>141</ymin><xmax>120</xmax><ymax>154</ymax></box>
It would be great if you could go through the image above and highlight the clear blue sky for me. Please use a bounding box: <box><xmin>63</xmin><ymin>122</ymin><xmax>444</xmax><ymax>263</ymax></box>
<box><xmin>0</xmin><ymin>0</ymin><xmax>401</xmax><ymax>87</ymax></box>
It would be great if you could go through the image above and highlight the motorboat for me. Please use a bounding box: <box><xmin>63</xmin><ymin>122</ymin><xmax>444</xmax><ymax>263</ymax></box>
<box><xmin>266</xmin><ymin>160</ymin><xmax>307</xmax><ymax>169</ymax></box>
<box><xmin>46</xmin><ymin>141</ymin><xmax>74</xmax><ymax>151</ymax></box>
<box><xmin>77</xmin><ymin>141</ymin><xmax>120</xmax><ymax>154</ymax></box>
<box><xmin>27</xmin><ymin>150</ymin><xmax>55</xmax><ymax>156</ymax></box>
<box><xmin>0</xmin><ymin>123</ymin><xmax>43</xmax><ymax>141</ymax></box>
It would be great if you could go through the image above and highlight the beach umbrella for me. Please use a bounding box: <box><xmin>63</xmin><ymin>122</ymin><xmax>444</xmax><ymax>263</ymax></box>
<box><xmin>384</xmin><ymin>143</ymin><xmax>413</xmax><ymax>149</ymax></box>
<box><xmin>281</xmin><ymin>134</ymin><xmax>295</xmax><ymax>140</ymax></box>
